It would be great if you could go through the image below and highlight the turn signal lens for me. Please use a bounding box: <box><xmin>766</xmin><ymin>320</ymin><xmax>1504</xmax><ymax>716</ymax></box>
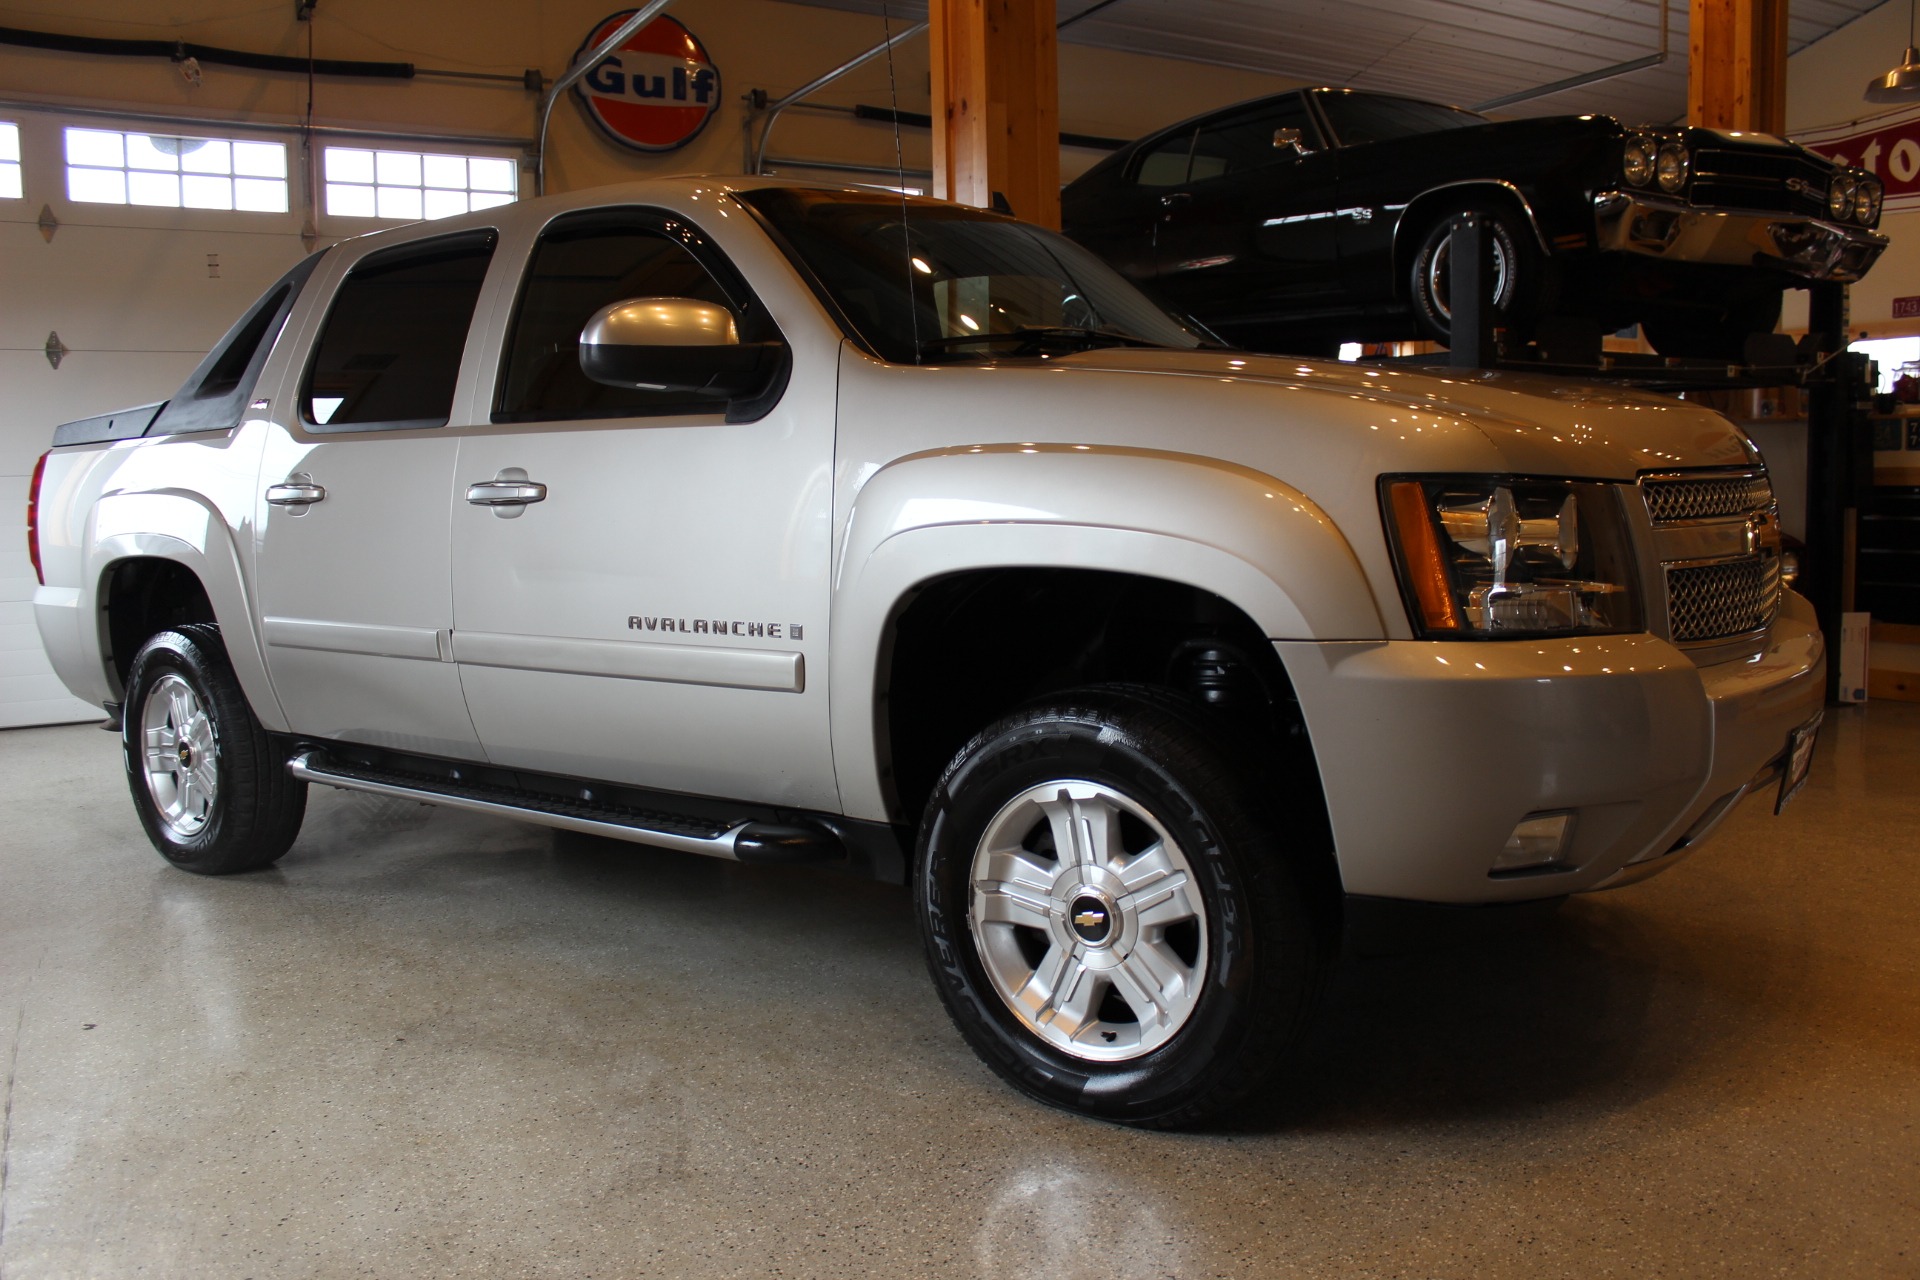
<box><xmin>1622</xmin><ymin>136</ymin><xmax>1658</xmax><ymax>186</ymax></box>
<box><xmin>27</xmin><ymin>450</ymin><xmax>48</xmax><ymax>586</ymax></box>
<box><xmin>1655</xmin><ymin>142</ymin><xmax>1689</xmax><ymax>193</ymax></box>
<box><xmin>1382</xmin><ymin>477</ymin><xmax>1642</xmax><ymax>639</ymax></box>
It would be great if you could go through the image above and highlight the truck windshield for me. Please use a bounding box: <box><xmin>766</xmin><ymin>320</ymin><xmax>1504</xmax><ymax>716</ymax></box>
<box><xmin>736</xmin><ymin>187</ymin><xmax>1205</xmax><ymax>364</ymax></box>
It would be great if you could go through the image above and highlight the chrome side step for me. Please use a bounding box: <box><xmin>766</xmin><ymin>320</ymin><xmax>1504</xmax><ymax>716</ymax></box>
<box><xmin>287</xmin><ymin>751</ymin><xmax>843</xmax><ymax>864</ymax></box>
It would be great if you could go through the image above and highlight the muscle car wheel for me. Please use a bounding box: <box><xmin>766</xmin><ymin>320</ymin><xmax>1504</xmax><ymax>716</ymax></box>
<box><xmin>916</xmin><ymin>686</ymin><xmax>1321</xmax><ymax>1127</ymax></box>
<box><xmin>1409</xmin><ymin>206</ymin><xmax>1537</xmax><ymax>347</ymax></box>
<box><xmin>123</xmin><ymin>625</ymin><xmax>306</xmax><ymax>874</ymax></box>
<box><xmin>1639</xmin><ymin>290</ymin><xmax>1784</xmax><ymax>362</ymax></box>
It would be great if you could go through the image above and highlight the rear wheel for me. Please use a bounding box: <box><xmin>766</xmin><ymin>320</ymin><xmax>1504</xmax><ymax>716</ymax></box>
<box><xmin>123</xmin><ymin>625</ymin><xmax>306</xmax><ymax>874</ymax></box>
<box><xmin>1639</xmin><ymin>289</ymin><xmax>1785</xmax><ymax>362</ymax></box>
<box><xmin>916</xmin><ymin>686</ymin><xmax>1324</xmax><ymax>1127</ymax></box>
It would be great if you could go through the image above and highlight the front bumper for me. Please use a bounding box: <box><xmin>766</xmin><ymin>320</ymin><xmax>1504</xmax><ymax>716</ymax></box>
<box><xmin>1593</xmin><ymin>190</ymin><xmax>1887</xmax><ymax>283</ymax></box>
<box><xmin>1275</xmin><ymin>591</ymin><xmax>1826</xmax><ymax>905</ymax></box>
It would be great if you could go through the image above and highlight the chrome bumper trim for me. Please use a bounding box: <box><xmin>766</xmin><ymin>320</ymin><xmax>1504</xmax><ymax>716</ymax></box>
<box><xmin>1593</xmin><ymin>190</ymin><xmax>1888</xmax><ymax>282</ymax></box>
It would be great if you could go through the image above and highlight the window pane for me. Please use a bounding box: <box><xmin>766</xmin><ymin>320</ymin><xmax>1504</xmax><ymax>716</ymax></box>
<box><xmin>232</xmin><ymin>141</ymin><xmax>286</xmax><ymax>177</ymax></box>
<box><xmin>235</xmin><ymin>177</ymin><xmax>288</xmax><ymax>212</ymax></box>
<box><xmin>1134</xmin><ymin>132</ymin><xmax>1193</xmax><ymax>187</ymax></box>
<box><xmin>68</xmin><ymin>166</ymin><xmax>127</xmax><ymax>203</ymax></box>
<box><xmin>66</xmin><ymin>128</ymin><xmax>124</xmax><ymax>167</ymax></box>
<box><xmin>376</xmin><ymin>150</ymin><xmax>421</xmax><ymax>186</ymax></box>
<box><xmin>469</xmin><ymin>157</ymin><xmax>516</xmax><ymax>193</ymax></box>
<box><xmin>125</xmin><ymin>134</ymin><xmax>181</xmax><ymax>171</ymax></box>
<box><xmin>325</xmin><ymin>147</ymin><xmax>374</xmax><ymax>183</ymax></box>
<box><xmin>326</xmin><ymin>183</ymin><xmax>376</xmax><ymax>217</ymax></box>
<box><xmin>423</xmin><ymin>188</ymin><xmax>468</xmax><ymax>220</ymax></box>
<box><xmin>0</xmin><ymin>123</ymin><xmax>19</xmax><ymax>164</ymax></box>
<box><xmin>0</xmin><ymin>163</ymin><xmax>19</xmax><ymax>200</ymax></box>
<box><xmin>498</xmin><ymin>220</ymin><xmax>736</xmax><ymax>420</ymax></box>
<box><xmin>183</xmin><ymin>174</ymin><xmax>235</xmax><ymax>210</ymax></box>
<box><xmin>377</xmin><ymin>185</ymin><xmax>423</xmax><ymax>220</ymax></box>
<box><xmin>181</xmin><ymin>139</ymin><xmax>232</xmax><ymax>174</ymax></box>
<box><xmin>128</xmin><ymin>169</ymin><xmax>182</xmax><ymax>206</ymax></box>
<box><xmin>470</xmin><ymin>190</ymin><xmax>514</xmax><ymax>211</ymax></box>
<box><xmin>423</xmin><ymin>154</ymin><xmax>467</xmax><ymax>189</ymax></box>
<box><xmin>303</xmin><ymin>235</ymin><xmax>495</xmax><ymax>428</ymax></box>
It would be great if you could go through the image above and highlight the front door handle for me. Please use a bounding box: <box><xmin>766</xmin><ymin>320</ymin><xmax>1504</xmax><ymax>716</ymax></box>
<box><xmin>266</xmin><ymin>479</ymin><xmax>326</xmax><ymax>506</ymax></box>
<box><xmin>466</xmin><ymin>468</ymin><xmax>546</xmax><ymax>519</ymax></box>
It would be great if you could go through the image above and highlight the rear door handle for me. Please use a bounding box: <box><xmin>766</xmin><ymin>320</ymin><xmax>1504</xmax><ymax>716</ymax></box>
<box><xmin>466</xmin><ymin>468</ymin><xmax>546</xmax><ymax>518</ymax></box>
<box><xmin>266</xmin><ymin>480</ymin><xmax>326</xmax><ymax>506</ymax></box>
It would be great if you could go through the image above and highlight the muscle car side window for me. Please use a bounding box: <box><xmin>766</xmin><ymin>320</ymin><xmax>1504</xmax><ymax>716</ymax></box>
<box><xmin>300</xmin><ymin>230</ymin><xmax>496</xmax><ymax>433</ymax></box>
<box><xmin>494</xmin><ymin>209</ymin><xmax>769</xmax><ymax>422</ymax></box>
<box><xmin>1133</xmin><ymin>131</ymin><xmax>1196</xmax><ymax>187</ymax></box>
<box><xmin>1189</xmin><ymin>99</ymin><xmax>1313</xmax><ymax>182</ymax></box>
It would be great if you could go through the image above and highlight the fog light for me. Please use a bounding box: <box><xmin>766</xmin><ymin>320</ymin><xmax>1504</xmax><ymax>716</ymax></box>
<box><xmin>1491</xmin><ymin>812</ymin><xmax>1575</xmax><ymax>874</ymax></box>
<box><xmin>1779</xmin><ymin>550</ymin><xmax>1800</xmax><ymax>588</ymax></box>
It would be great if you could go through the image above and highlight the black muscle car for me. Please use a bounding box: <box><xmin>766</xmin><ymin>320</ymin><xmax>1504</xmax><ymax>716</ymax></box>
<box><xmin>1062</xmin><ymin>88</ymin><xmax>1888</xmax><ymax>360</ymax></box>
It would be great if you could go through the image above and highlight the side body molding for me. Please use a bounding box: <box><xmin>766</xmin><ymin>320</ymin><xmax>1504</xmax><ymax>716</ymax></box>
<box><xmin>828</xmin><ymin>443</ymin><xmax>1385</xmax><ymax>822</ymax></box>
<box><xmin>83</xmin><ymin>490</ymin><xmax>289</xmax><ymax>731</ymax></box>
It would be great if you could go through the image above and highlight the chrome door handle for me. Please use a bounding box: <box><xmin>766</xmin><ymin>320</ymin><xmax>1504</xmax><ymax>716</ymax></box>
<box><xmin>266</xmin><ymin>481</ymin><xmax>326</xmax><ymax>506</ymax></box>
<box><xmin>466</xmin><ymin>468</ymin><xmax>547</xmax><ymax>519</ymax></box>
<box><xmin>1159</xmin><ymin>192</ymin><xmax>1192</xmax><ymax>207</ymax></box>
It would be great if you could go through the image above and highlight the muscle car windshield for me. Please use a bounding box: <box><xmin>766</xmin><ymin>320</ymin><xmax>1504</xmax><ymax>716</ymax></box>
<box><xmin>738</xmin><ymin>187</ymin><xmax>1204</xmax><ymax>364</ymax></box>
<box><xmin>1315</xmin><ymin>92</ymin><xmax>1488</xmax><ymax>146</ymax></box>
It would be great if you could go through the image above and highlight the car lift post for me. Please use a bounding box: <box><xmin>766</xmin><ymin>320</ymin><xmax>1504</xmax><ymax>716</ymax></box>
<box><xmin>1447</xmin><ymin>211</ymin><xmax>1495</xmax><ymax>368</ymax></box>
<box><xmin>1803</xmin><ymin>282</ymin><xmax>1868</xmax><ymax>701</ymax></box>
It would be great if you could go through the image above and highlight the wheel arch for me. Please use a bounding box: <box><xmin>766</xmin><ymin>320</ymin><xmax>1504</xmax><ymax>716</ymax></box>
<box><xmin>1391</xmin><ymin>179</ymin><xmax>1550</xmax><ymax>293</ymax></box>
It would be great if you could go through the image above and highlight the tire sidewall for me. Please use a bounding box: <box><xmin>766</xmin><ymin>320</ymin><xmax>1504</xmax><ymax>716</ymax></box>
<box><xmin>917</xmin><ymin>701</ymin><xmax>1303</xmax><ymax>1123</ymax></box>
<box><xmin>1410</xmin><ymin>208</ymin><xmax>1524</xmax><ymax>341</ymax></box>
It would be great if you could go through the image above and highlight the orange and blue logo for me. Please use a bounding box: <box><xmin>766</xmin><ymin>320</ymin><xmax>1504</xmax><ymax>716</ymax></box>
<box><xmin>572</xmin><ymin>12</ymin><xmax>720</xmax><ymax>153</ymax></box>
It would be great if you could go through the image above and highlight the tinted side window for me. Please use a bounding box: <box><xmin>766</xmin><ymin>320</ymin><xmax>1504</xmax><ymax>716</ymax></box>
<box><xmin>301</xmin><ymin>231</ymin><xmax>495</xmax><ymax>431</ymax></box>
<box><xmin>1317</xmin><ymin>94</ymin><xmax>1485</xmax><ymax>146</ymax></box>
<box><xmin>495</xmin><ymin>212</ymin><xmax>746</xmax><ymax>422</ymax></box>
<box><xmin>1133</xmin><ymin>130</ymin><xmax>1195</xmax><ymax>187</ymax></box>
<box><xmin>1189</xmin><ymin>99</ymin><xmax>1312</xmax><ymax>182</ymax></box>
<box><xmin>146</xmin><ymin>250</ymin><xmax>325</xmax><ymax>436</ymax></box>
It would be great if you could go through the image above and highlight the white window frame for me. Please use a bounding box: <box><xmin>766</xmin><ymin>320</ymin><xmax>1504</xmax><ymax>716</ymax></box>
<box><xmin>0</xmin><ymin>121</ymin><xmax>21</xmax><ymax>200</ymax></box>
<box><xmin>321</xmin><ymin>144</ymin><xmax>519</xmax><ymax>223</ymax></box>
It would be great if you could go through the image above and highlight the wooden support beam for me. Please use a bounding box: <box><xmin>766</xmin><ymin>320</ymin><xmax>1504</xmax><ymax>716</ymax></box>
<box><xmin>1689</xmin><ymin>0</ymin><xmax>1788</xmax><ymax>131</ymax></box>
<box><xmin>929</xmin><ymin>0</ymin><xmax>1060</xmax><ymax>228</ymax></box>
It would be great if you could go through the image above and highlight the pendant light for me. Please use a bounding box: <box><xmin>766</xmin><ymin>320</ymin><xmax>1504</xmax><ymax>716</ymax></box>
<box><xmin>1867</xmin><ymin>0</ymin><xmax>1920</xmax><ymax>101</ymax></box>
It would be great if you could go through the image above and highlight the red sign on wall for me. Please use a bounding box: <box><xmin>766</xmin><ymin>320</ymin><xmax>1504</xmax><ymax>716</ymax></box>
<box><xmin>1795</xmin><ymin>104</ymin><xmax>1920</xmax><ymax>213</ymax></box>
<box><xmin>1893</xmin><ymin>296</ymin><xmax>1920</xmax><ymax>319</ymax></box>
<box><xmin>572</xmin><ymin>12</ymin><xmax>720</xmax><ymax>153</ymax></box>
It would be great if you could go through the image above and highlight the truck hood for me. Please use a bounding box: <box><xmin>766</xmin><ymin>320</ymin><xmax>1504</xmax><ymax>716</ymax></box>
<box><xmin>1040</xmin><ymin>347</ymin><xmax>1761</xmax><ymax>478</ymax></box>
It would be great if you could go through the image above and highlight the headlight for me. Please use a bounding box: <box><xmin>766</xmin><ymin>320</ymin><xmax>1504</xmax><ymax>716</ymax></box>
<box><xmin>1854</xmin><ymin>173</ymin><xmax>1883</xmax><ymax>224</ymax></box>
<box><xmin>1829</xmin><ymin>172</ymin><xmax>1857</xmax><ymax>220</ymax></box>
<box><xmin>1382</xmin><ymin>477</ymin><xmax>1643</xmax><ymax>638</ymax></box>
<box><xmin>1622</xmin><ymin>135</ymin><xmax>1658</xmax><ymax>186</ymax></box>
<box><xmin>1655</xmin><ymin>142</ymin><xmax>1689</xmax><ymax>193</ymax></box>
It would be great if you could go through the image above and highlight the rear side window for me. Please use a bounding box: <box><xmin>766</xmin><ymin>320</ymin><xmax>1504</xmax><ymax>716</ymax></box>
<box><xmin>301</xmin><ymin>230</ymin><xmax>496</xmax><ymax>431</ymax></box>
<box><xmin>494</xmin><ymin>210</ymin><xmax>759</xmax><ymax>422</ymax></box>
<box><xmin>146</xmin><ymin>250</ymin><xmax>325</xmax><ymax>436</ymax></box>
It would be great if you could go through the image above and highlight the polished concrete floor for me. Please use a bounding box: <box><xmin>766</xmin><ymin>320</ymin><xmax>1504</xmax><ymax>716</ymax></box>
<box><xmin>1</xmin><ymin>705</ymin><xmax>1916</xmax><ymax>1279</ymax></box>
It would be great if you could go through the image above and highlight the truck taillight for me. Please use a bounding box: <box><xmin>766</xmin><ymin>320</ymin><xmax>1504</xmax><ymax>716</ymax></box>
<box><xmin>27</xmin><ymin>451</ymin><xmax>47</xmax><ymax>586</ymax></box>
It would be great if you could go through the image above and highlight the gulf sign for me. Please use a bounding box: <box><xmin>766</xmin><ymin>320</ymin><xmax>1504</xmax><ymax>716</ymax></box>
<box><xmin>572</xmin><ymin>12</ymin><xmax>720</xmax><ymax>153</ymax></box>
<box><xmin>1797</xmin><ymin>104</ymin><xmax>1920</xmax><ymax>213</ymax></box>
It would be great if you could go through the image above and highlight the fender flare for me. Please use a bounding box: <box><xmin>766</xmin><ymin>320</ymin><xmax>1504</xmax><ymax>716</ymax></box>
<box><xmin>85</xmin><ymin>490</ymin><xmax>289</xmax><ymax>732</ymax></box>
<box><xmin>828</xmin><ymin>444</ymin><xmax>1385</xmax><ymax>821</ymax></box>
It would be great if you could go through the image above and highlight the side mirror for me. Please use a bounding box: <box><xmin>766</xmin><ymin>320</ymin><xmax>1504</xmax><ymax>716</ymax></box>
<box><xmin>1272</xmin><ymin>127</ymin><xmax>1311</xmax><ymax>157</ymax></box>
<box><xmin>578</xmin><ymin>296</ymin><xmax>783</xmax><ymax>399</ymax></box>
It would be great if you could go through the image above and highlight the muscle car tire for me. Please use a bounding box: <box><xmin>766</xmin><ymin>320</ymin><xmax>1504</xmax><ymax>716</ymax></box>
<box><xmin>915</xmin><ymin>686</ymin><xmax>1321</xmax><ymax>1127</ymax></box>
<box><xmin>1409</xmin><ymin>206</ymin><xmax>1537</xmax><ymax>348</ymax></box>
<box><xmin>1639</xmin><ymin>291</ymin><xmax>1785</xmax><ymax>362</ymax></box>
<box><xmin>123</xmin><ymin>625</ymin><xmax>307</xmax><ymax>874</ymax></box>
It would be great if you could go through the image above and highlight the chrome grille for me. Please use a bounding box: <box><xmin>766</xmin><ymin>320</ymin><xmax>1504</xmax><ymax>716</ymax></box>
<box><xmin>1666</xmin><ymin>558</ymin><xmax>1782</xmax><ymax>643</ymax></box>
<box><xmin>1642</xmin><ymin>473</ymin><xmax>1774</xmax><ymax>523</ymax></box>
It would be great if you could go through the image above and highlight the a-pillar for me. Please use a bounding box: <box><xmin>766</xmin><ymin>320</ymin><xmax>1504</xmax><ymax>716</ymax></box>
<box><xmin>929</xmin><ymin>0</ymin><xmax>1060</xmax><ymax>228</ymax></box>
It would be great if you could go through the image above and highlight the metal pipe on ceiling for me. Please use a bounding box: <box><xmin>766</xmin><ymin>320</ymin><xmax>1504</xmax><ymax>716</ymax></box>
<box><xmin>535</xmin><ymin>0</ymin><xmax>675</xmax><ymax>194</ymax></box>
<box><xmin>1472</xmin><ymin>0</ymin><xmax>1668</xmax><ymax>113</ymax></box>
<box><xmin>749</xmin><ymin>20</ymin><xmax>929</xmax><ymax>176</ymax></box>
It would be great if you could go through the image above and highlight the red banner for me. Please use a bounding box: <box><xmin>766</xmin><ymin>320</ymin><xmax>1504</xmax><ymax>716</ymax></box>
<box><xmin>1795</xmin><ymin>104</ymin><xmax>1920</xmax><ymax>212</ymax></box>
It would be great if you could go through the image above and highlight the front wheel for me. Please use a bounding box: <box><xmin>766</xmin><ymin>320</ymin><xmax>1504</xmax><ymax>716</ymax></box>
<box><xmin>123</xmin><ymin>625</ymin><xmax>306</xmax><ymax>874</ymax></box>
<box><xmin>1409</xmin><ymin>205</ymin><xmax>1539</xmax><ymax>348</ymax></box>
<box><xmin>915</xmin><ymin>687</ymin><xmax>1324</xmax><ymax>1127</ymax></box>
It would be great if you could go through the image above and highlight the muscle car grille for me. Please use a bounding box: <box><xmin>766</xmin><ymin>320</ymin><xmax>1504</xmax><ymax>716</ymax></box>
<box><xmin>1666</xmin><ymin>558</ymin><xmax>1783</xmax><ymax>642</ymax></box>
<box><xmin>1641</xmin><ymin>471</ymin><xmax>1783</xmax><ymax>646</ymax></box>
<box><xmin>1641</xmin><ymin>473</ymin><xmax>1775</xmax><ymax>522</ymax></box>
<box><xmin>1689</xmin><ymin>149</ymin><xmax>1832</xmax><ymax>218</ymax></box>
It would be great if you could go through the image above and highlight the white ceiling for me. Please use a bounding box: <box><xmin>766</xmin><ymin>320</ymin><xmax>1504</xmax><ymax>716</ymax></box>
<box><xmin>785</xmin><ymin>0</ymin><xmax>1887</xmax><ymax>127</ymax></box>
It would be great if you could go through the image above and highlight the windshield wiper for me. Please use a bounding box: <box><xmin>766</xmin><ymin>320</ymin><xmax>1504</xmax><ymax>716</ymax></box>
<box><xmin>917</xmin><ymin>325</ymin><xmax>1164</xmax><ymax>357</ymax></box>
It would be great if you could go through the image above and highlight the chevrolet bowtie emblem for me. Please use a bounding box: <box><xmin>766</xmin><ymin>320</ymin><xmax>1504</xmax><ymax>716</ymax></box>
<box><xmin>1074</xmin><ymin>908</ymin><xmax>1107</xmax><ymax>930</ymax></box>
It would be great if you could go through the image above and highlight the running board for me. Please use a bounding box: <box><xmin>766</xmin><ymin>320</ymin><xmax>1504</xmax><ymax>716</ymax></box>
<box><xmin>287</xmin><ymin>751</ymin><xmax>844</xmax><ymax>864</ymax></box>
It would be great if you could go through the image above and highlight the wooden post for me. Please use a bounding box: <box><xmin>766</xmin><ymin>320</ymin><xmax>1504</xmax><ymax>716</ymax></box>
<box><xmin>1689</xmin><ymin>0</ymin><xmax>1788</xmax><ymax>131</ymax></box>
<box><xmin>929</xmin><ymin>0</ymin><xmax>1060</xmax><ymax>228</ymax></box>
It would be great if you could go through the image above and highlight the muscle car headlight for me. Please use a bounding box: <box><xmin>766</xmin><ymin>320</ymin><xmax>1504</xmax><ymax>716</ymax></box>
<box><xmin>1655</xmin><ymin>142</ymin><xmax>1690</xmax><ymax>193</ymax></box>
<box><xmin>1382</xmin><ymin>477</ymin><xmax>1642</xmax><ymax>639</ymax></box>
<box><xmin>1622</xmin><ymin>135</ymin><xmax>1658</xmax><ymax>186</ymax></box>
<box><xmin>1829</xmin><ymin>172</ymin><xmax>1857</xmax><ymax>220</ymax></box>
<box><xmin>1854</xmin><ymin>173</ymin><xmax>1883</xmax><ymax>225</ymax></box>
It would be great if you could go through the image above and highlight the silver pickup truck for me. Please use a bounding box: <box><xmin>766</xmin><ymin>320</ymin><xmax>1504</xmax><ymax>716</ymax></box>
<box><xmin>29</xmin><ymin>177</ymin><xmax>1825</xmax><ymax>1126</ymax></box>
